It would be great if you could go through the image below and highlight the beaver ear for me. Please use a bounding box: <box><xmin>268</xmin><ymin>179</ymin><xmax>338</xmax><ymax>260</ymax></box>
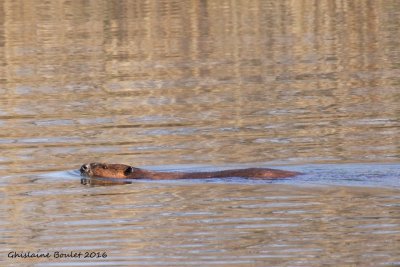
<box><xmin>124</xmin><ymin>166</ymin><xmax>134</xmax><ymax>176</ymax></box>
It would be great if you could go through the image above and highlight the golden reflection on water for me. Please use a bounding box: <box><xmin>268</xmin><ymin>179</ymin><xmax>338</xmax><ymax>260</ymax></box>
<box><xmin>2</xmin><ymin>180</ymin><xmax>400</xmax><ymax>266</ymax></box>
<box><xmin>0</xmin><ymin>0</ymin><xmax>400</xmax><ymax>266</ymax></box>
<box><xmin>0</xmin><ymin>0</ymin><xmax>398</xmax><ymax>177</ymax></box>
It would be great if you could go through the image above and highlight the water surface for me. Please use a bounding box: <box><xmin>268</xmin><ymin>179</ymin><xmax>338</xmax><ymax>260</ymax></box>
<box><xmin>1</xmin><ymin>0</ymin><xmax>399</xmax><ymax>266</ymax></box>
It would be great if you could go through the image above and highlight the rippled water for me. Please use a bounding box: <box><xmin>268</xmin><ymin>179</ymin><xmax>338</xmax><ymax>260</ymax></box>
<box><xmin>1</xmin><ymin>0</ymin><xmax>399</xmax><ymax>266</ymax></box>
<box><xmin>2</xmin><ymin>167</ymin><xmax>400</xmax><ymax>266</ymax></box>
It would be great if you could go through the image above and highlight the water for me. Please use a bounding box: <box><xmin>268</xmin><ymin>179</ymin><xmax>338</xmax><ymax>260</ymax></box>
<box><xmin>2</xmin><ymin>166</ymin><xmax>400</xmax><ymax>266</ymax></box>
<box><xmin>1</xmin><ymin>0</ymin><xmax>399</xmax><ymax>266</ymax></box>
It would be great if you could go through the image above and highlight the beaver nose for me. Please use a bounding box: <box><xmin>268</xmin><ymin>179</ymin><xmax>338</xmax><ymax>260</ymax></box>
<box><xmin>80</xmin><ymin>164</ymin><xmax>89</xmax><ymax>173</ymax></box>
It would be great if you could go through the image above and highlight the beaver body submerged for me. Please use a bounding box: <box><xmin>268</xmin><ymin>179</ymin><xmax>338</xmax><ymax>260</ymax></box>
<box><xmin>80</xmin><ymin>163</ymin><xmax>300</xmax><ymax>185</ymax></box>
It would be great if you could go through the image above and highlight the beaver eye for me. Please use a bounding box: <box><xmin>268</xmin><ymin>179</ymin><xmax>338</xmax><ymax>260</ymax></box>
<box><xmin>102</xmin><ymin>165</ymin><xmax>108</xmax><ymax>169</ymax></box>
<box><xmin>124</xmin><ymin>166</ymin><xmax>133</xmax><ymax>176</ymax></box>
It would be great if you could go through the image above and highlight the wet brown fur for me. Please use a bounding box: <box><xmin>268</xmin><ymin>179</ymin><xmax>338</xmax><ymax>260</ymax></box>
<box><xmin>80</xmin><ymin>163</ymin><xmax>300</xmax><ymax>184</ymax></box>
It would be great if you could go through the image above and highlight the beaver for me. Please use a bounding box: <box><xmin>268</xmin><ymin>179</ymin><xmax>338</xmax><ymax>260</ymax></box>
<box><xmin>80</xmin><ymin>162</ymin><xmax>300</xmax><ymax>185</ymax></box>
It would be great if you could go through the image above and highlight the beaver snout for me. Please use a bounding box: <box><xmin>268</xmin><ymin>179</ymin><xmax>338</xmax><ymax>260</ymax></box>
<box><xmin>80</xmin><ymin>164</ymin><xmax>90</xmax><ymax>175</ymax></box>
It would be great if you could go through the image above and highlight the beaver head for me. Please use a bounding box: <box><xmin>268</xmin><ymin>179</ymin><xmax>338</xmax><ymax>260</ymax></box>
<box><xmin>80</xmin><ymin>163</ymin><xmax>139</xmax><ymax>179</ymax></box>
